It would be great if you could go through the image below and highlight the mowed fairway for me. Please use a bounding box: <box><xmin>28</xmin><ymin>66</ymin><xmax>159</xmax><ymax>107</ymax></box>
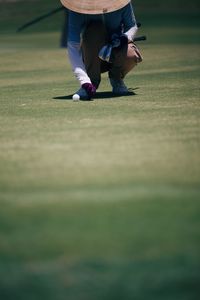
<box><xmin>0</xmin><ymin>12</ymin><xmax>200</xmax><ymax>300</ymax></box>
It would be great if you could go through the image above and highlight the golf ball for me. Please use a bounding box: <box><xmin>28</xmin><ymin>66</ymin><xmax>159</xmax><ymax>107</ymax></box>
<box><xmin>72</xmin><ymin>94</ymin><xmax>80</xmax><ymax>101</ymax></box>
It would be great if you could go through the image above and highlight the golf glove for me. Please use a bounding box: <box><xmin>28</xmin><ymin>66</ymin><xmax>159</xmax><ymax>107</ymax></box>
<box><xmin>82</xmin><ymin>83</ymin><xmax>96</xmax><ymax>99</ymax></box>
<box><xmin>99</xmin><ymin>33</ymin><xmax>128</xmax><ymax>63</ymax></box>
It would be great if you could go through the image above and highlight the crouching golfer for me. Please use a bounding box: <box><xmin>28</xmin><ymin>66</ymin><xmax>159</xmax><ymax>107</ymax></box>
<box><xmin>60</xmin><ymin>0</ymin><xmax>142</xmax><ymax>100</ymax></box>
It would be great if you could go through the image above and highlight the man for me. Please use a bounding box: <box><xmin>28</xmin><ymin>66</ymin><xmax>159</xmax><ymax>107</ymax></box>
<box><xmin>60</xmin><ymin>0</ymin><xmax>142</xmax><ymax>100</ymax></box>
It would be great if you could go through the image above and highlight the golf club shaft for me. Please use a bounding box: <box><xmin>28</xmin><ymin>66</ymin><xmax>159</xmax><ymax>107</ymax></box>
<box><xmin>133</xmin><ymin>35</ymin><xmax>147</xmax><ymax>42</ymax></box>
<box><xmin>17</xmin><ymin>6</ymin><xmax>142</xmax><ymax>33</ymax></box>
<box><xmin>17</xmin><ymin>6</ymin><xmax>64</xmax><ymax>32</ymax></box>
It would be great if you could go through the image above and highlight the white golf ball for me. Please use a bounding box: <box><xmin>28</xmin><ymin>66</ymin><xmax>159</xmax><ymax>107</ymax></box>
<box><xmin>72</xmin><ymin>94</ymin><xmax>80</xmax><ymax>101</ymax></box>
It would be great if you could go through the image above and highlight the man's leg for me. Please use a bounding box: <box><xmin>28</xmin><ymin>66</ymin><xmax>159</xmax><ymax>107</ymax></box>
<box><xmin>108</xmin><ymin>42</ymin><xmax>142</xmax><ymax>94</ymax></box>
<box><xmin>109</xmin><ymin>42</ymin><xmax>142</xmax><ymax>80</ymax></box>
<box><xmin>81</xmin><ymin>21</ymin><xmax>109</xmax><ymax>89</ymax></box>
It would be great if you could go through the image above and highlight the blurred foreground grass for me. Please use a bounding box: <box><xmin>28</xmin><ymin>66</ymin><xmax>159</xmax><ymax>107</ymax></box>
<box><xmin>0</xmin><ymin>3</ymin><xmax>200</xmax><ymax>299</ymax></box>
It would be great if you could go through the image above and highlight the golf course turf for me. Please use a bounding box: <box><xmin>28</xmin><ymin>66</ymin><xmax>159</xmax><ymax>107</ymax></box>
<box><xmin>0</xmin><ymin>1</ymin><xmax>200</xmax><ymax>299</ymax></box>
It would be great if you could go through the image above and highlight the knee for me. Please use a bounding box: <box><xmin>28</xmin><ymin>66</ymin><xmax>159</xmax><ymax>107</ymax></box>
<box><xmin>127</xmin><ymin>43</ymin><xmax>143</xmax><ymax>63</ymax></box>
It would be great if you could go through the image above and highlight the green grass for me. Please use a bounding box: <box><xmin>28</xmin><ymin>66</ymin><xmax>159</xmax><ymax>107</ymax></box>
<box><xmin>0</xmin><ymin>1</ymin><xmax>200</xmax><ymax>299</ymax></box>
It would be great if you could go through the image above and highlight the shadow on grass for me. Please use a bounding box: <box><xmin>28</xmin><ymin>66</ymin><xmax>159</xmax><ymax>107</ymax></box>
<box><xmin>53</xmin><ymin>89</ymin><xmax>138</xmax><ymax>101</ymax></box>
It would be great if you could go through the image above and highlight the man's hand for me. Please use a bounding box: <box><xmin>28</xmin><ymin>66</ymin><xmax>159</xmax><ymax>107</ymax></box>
<box><xmin>111</xmin><ymin>33</ymin><xmax>128</xmax><ymax>49</ymax></box>
<box><xmin>82</xmin><ymin>83</ymin><xmax>96</xmax><ymax>100</ymax></box>
<box><xmin>99</xmin><ymin>34</ymin><xmax>129</xmax><ymax>63</ymax></box>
